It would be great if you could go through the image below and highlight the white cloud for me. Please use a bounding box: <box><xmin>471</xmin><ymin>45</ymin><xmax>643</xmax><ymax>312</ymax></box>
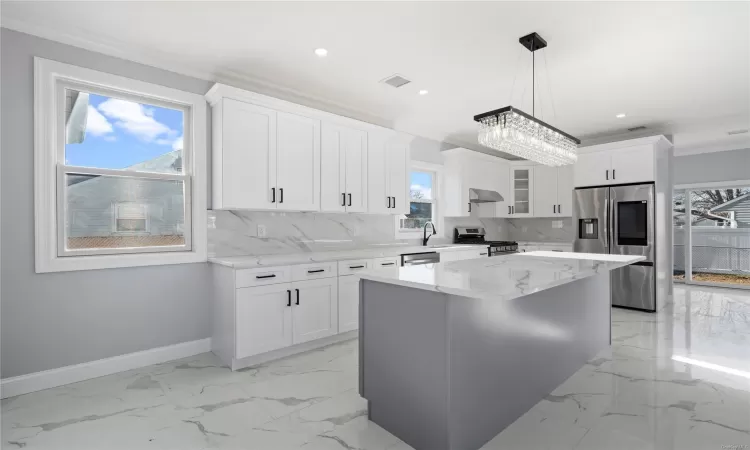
<box><xmin>103</xmin><ymin>135</ymin><xmax>117</xmax><ymax>142</ymax></box>
<box><xmin>172</xmin><ymin>136</ymin><xmax>183</xmax><ymax>151</ymax></box>
<box><xmin>410</xmin><ymin>184</ymin><xmax>432</xmax><ymax>199</ymax></box>
<box><xmin>97</xmin><ymin>98</ymin><xmax>173</xmax><ymax>142</ymax></box>
<box><xmin>85</xmin><ymin>105</ymin><xmax>113</xmax><ymax>136</ymax></box>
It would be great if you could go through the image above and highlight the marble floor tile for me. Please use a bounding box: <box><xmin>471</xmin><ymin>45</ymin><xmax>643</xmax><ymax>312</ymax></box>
<box><xmin>3</xmin><ymin>285</ymin><xmax>750</xmax><ymax>450</ymax></box>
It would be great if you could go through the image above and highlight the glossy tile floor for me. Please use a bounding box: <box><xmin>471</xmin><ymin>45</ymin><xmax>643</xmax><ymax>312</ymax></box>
<box><xmin>2</xmin><ymin>285</ymin><xmax>749</xmax><ymax>449</ymax></box>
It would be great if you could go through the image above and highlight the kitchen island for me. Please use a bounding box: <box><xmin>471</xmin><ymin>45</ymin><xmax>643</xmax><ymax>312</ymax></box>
<box><xmin>357</xmin><ymin>251</ymin><xmax>644</xmax><ymax>450</ymax></box>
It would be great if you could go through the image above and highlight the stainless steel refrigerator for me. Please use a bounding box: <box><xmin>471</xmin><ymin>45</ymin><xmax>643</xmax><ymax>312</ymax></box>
<box><xmin>573</xmin><ymin>183</ymin><xmax>656</xmax><ymax>312</ymax></box>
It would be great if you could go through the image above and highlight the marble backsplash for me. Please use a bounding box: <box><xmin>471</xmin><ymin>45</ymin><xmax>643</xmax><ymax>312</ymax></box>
<box><xmin>440</xmin><ymin>217</ymin><xmax>573</xmax><ymax>243</ymax></box>
<box><xmin>208</xmin><ymin>210</ymin><xmax>399</xmax><ymax>257</ymax></box>
<box><xmin>506</xmin><ymin>218</ymin><xmax>574</xmax><ymax>243</ymax></box>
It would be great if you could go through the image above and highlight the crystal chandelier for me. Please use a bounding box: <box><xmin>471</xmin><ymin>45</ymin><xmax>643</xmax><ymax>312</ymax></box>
<box><xmin>474</xmin><ymin>33</ymin><xmax>580</xmax><ymax>166</ymax></box>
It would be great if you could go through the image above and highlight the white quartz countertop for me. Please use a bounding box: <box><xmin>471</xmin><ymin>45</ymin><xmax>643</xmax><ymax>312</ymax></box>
<box><xmin>358</xmin><ymin>251</ymin><xmax>645</xmax><ymax>302</ymax></box>
<box><xmin>208</xmin><ymin>244</ymin><xmax>488</xmax><ymax>269</ymax></box>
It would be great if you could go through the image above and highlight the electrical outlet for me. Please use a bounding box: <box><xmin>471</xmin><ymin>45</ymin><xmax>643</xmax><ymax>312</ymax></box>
<box><xmin>257</xmin><ymin>224</ymin><xmax>267</xmax><ymax>238</ymax></box>
<box><xmin>553</xmin><ymin>220</ymin><xmax>563</xmax><ymax>229</ymax></box>
<box><xmin>522</xmin><ymin>226</ymin><xmax>528</xmax><ymax>232</ymax></box>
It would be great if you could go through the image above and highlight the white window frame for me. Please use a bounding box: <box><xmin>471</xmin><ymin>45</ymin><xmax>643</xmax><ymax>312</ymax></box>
<box><xmin>396</xmin><ymin>161</ymin><xmax>443</xmax><ymax>239</ymax></box>
<box><xmin>34</xmin><ymin>58</ymin><xmax>207</xmax><ymax>273</ymax></box>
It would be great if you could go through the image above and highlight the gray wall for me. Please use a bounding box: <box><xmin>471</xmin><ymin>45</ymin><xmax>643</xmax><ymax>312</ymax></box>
<box><xmin>674</xmin><ymin>148</ymin><xmax>750</xmax><ymax>185</ymax></box>
<box><xmin>1</xmin><ymin>29</ymin><xmax>213</xmax><ymax>378</ymax></box>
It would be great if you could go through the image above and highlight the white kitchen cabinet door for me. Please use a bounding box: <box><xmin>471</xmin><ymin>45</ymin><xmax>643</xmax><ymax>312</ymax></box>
<box><xmin>610</xmin><ymin>144</ymin><xmax>654</xmax><ymax>184</ymax></box>
<box><xmin>556</xmin><ymin>164</ymin><xmax>574</xmax><ymax>216</ymax></box>
<box><xmin>574</xmin><ymin>152</ymin><xmax>611</xmax><ymax>187</ymax></box>
<box><xmin>533</xmin><ymin>165</ymin><xmax>558</xmax><ymax>218</ymax></box>
<box><xmin>276</xmin><ymin>111</ymin><xmax>321</xmax><ymax>212</ymax></box>
<box><xmin>510</xmin><ymin>166</ymin><xmax>534</xmax><ymax>217</ymax></box>
<box><xmin>367</xmin><ymin>132</ymin><xmax>390</xmax><ymax>214</ymax></box>
<box><xmin>461</xmin><ymin>249</ymin><xmax>489</xmax><ymax>260</ymax></box>
<box><xmin>345</xmin><ymin>128</ymin><xmax>368</xmax><ymax>213</ymax></box>
<box><xmin>219</xmin><ymin>99</ymin><xmax>277</xmax><ymax>210</ymax></box>
<box><xmin>492</xmin><ymin>163</ymin><xmax>512</xmax><ymax>218</ymax></box>
<box><xmin>320</xmin><ymin>123</ymin><xmax>347</xmax><ymax>212</ymax></box>
<box><xmin>337</xmin><ymin>275</ymin><xmax>360</xmax><ymax>333</ymax></box>
<box><xmin>235</xmin><ymin>283</ymin><xmax>293</xmax><ymax>359</ymax></box>
<box><xmin>387</xmin><ymin>137</ymin><xmax>410</xmax><ymax>215</ymax></box>
<box><xmin>292</xmin><ymin>278</ymin><xmax>338</xmax><ymax>344</ymax></box>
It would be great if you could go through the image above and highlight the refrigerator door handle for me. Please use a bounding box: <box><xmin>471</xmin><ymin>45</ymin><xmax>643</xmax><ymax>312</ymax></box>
<box><xmin>604</xmin><ymin>196</ymin><xmax>609</xmax><ymax>251</ymax></box>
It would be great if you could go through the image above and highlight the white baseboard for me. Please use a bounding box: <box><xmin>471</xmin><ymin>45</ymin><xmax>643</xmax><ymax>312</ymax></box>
<box><xmin>1</xmin><ymin>338</ymin><xmax>212</xmax><ymax>399</ymax></box>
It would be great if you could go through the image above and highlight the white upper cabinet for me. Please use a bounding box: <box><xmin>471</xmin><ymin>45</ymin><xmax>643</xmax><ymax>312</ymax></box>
<box><xmin>533</xmin><ymin>165</ymin><xmax>558</xmax><ymax>217</ymax></box>
<box><xmin>532</xmin><ymin>164</ymin><xmax>573</xmax><ymax>217</ymax></box>
<box><xmin>556</xmin><ymin>164</ymin><xmax>574</xmax><ymax>216</ymax></box>
<box><xmin>321</xmin><ymin>122</ymin><xmax>368</xmax><ymax>213</ymax></box>
<box><xmin>510</xmin><ymin>166</ymin><xmax>534</xmax><ymax>217</ymax></box>
<box><xmin>368</xmin><ymin>130</ymin><xmax>410</xmax><ymax>215</ymax></box>
<box><xmin>574</xmin><ymin>136</ymin><xmax>670</xmax><ymax>188</ymax></box>
<box><xmin>214</xmin><ymin>99</ymin><xmax>277</xmax><ymax>210</ymax></box>
<box><xmin>207</xmin><ymin>84</ymin><xmax>409</xmax><ymax>214</ymax></box>
<box><xmin>276</xmin><ymin>112</ymin><xmax>321</xmax><ymax>211</ymax></box>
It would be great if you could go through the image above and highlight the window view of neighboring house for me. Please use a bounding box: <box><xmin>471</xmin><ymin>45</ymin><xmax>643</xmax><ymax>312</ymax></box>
<box><xmin>63</xmin><ymin>90</ymin><xmax>187</xmax><ymax>252</ymax></box>
<box><xmin>400</xmin><ymin>170</ymin><xmax>436</xmax><ymax>231</ymax></box>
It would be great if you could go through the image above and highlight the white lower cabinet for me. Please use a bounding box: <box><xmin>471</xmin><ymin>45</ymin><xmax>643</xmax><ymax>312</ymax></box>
<box><xmin>338</xmin><ymin>275</ymin><xmax>360</xmax><ymax>333</ymax></box>
<box><xmin>235</xmin><ymin>283</ymin><xmax>293</xmax><ymax>359</ymax></box>
<box><xmin>291</xmin><ymin>278</ymin><xmax>338</xmax><ymax>344</ymax></box>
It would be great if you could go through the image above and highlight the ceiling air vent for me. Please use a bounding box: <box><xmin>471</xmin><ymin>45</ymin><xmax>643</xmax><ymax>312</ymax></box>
<box><xmin>627</xmin><ymin>125</ymin><xmax>647</xmax><ymax>132</ymax></box>
<box><xmin>727</xmin><ymin>129</ymin><xmax>749</xmax><ymax>136</ymax></box>
<box><xmin>380</xmin><ymin>74</ymin><xmax>411</xmax><ymax>88</ymax></box>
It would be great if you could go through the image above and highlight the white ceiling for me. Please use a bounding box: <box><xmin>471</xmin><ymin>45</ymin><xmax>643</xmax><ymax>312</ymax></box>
<box><xmin>3</xmin><ymin>1</ymin><xmax>749</xmax><ymax>157</ymax></box>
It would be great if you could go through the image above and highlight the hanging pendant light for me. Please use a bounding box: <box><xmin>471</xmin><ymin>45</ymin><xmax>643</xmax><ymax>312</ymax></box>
<box><xmin>474</xmin><ymin>32</ymin><xmax>579</xmax><ymax>166</ymax></box>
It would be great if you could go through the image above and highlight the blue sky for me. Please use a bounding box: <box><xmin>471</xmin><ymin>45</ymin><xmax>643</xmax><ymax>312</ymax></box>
<box><xmin>65</xmin><ymin>93</ymin><xmax>184</xmax><ymax>170</ymax></box>
<box><xmin>410</xmin><ymin>171</ymin><xmax>433</xmax><ymax>199</ymax></box>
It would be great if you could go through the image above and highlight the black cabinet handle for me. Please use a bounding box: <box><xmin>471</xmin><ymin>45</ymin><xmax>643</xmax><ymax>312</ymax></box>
<box><xmin>558</xmin><ymin>204</ymin><xmax>561</xmax><ymax>214</ymax></box>
<box><xmin>508</xmin><ymin>206</ymin><xmax>511</xmax><ymax>215</ymax></box>
<box><xmin>342</xmin><ymin>193</ymin><xmax>346</xmax><ymax>207</ymax></box>
<box><xmin>287</xmin><ymin>290</ymin><xmax>291</xmax><ymax>307</ymax></box>
<box><xmin>553</xmin><ymin>205</ymin><xmax>556</xmax><ymax>214</ymax></box>
<box><xmin>387</xmin><ymin>196</ymin><xmax>391</xmax><ymax>208</ymax></box>
<box><xmin>392</xmin><ymin>197</ymin><xmax>396</xmax><ymax>208</ymax></box>
<box><xmin>280</xmin><ymin>188</ymin><xmax>284</xmax><ymax>203</ymax></box>
<box><xmin>307</xmin><ymin>269</ymin><xmax>325</xmax><ymax>274</ymax></box>
<box><xmin>606</xmin><ymin>170</ymin><xmax>609</xmax><ymax>180</ymax></box>
<box><xmin>380</xmin><ymin>262</ymin><xmax>395</xmax><ymax>266</ymax></box>
<box><xmin>348</xmin><ymin>193</ymin><xmax>352</xmax><ymax>206</ymax></box>
<box><xmin>272</xmin><ymin>187</ymin><xmax>276</xmax><ymax>203</ymax></box>
<box><xmin>469</xmin><ymin>203</ymin><xmax>471</xmax><ymax>213</ymax></box>
<box><xmin>349</xmin><ymin>265</ymin><xmax>365</xmax><ymax>269</ymax></box>
<box><xmin>256</xmin><ymin>274</ymin><xmax>276</xmax><ymax>279</ymax></box>
<box><xmin>295</xmin><ymin>288</ymin><xmax>300</xmax><ymax>305</ymax></box>
<box><xmin>613</xmin><ymin>169</ymin><xmax>616</xmax><ymax>180</ymax></box>
<box><xmin>479</xmin><ymin>252</ymin><xmax>488</xmax><ymax>255</ymax></box>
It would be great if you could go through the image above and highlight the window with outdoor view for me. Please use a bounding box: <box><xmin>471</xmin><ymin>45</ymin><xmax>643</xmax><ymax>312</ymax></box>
<box><xmin>35</xmin><ymin>58</ymin><xmax>206</xmax><ymax>272</ymax></box>
<box><xmin>399</xmin><ymin>170</ymin><xmax>436</xmax><ymax>231</ymax></box>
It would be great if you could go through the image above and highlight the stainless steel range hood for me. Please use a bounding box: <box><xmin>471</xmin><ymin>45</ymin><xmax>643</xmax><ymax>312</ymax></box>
<box><xmin>469</xmin><ymin>188</ymin><xmax>504</xmax><ymax>203</ymax></box>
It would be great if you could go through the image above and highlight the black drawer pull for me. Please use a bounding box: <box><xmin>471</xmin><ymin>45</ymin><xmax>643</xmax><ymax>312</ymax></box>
<box><xmin>349</xmin><ymin>265</ymin><xmax>365</xmax><ymax>269</ymax></box>
<box><xmin>392</xmin><ymin>197</ymin><xmax>396</xmax><ymax>208</ymax></box>
<box><xmin>479</xmin><ymin>252</ymin><xmax>488</xmax><ymax>255</ymax></box>
<box><xmin>280</xmin><ymin>188</ymin><xmax>284</xmax><ymax>203</ymax></box>
<box><xmin>348</xmin><ymin>193</ymin><xmax>352</xmax><ymax>206</ymax></box>
<box><xmin>342</xmin><ymin>193</ymin><xmax>346</xmax><ymax>207</ymax></box>
<box><xmin>380</xmin><ymin>262</ymin><xmax>395</xmax><ymax>266</ymax></box>
<box><xmin>256</xmin><ymin>274</ymin><xmax>276</xmax><ymax>279</ymax></box>
<box><xmin>295</xmin><ymin>288</ymin><xmax>300</xmax><ymax>305</ymax></box>
<box><xmin>287</xmin><ymin>290</ymin><xmax>291</xmax><ymax>307</ymax></box>
<box><xmin>307</xmin><ymin>269</ymin><xmax>325</xmax><ymax>274</ymax></box>
<box><xmin>271</xmin><ymin>187</ymin><xmax>276</xmax><ymax>203</ymax></box>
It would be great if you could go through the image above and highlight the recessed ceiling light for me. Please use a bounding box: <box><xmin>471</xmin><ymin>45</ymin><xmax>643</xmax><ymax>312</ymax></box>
<box><xmin>616</xmin><ymin>113</ymin><xmax>626</xmax><ymax>118</ymax></box>
<box><xmin>419</xmin><ymin>90</ymin><xmax>429</xmax><ymax>95</ymax></box>
<box><xmin>314</xmin><ymin>48</ymin><xmax>328</xmax><ymax>57</ymax></box>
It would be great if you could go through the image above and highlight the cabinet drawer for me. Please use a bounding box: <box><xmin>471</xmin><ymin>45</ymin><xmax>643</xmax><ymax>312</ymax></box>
<box><xmin>372</xmin><ymin>257</ymin><xmax>400</xmax><ymax>268</ymax></box>
<box><xmin>338</xmin><ymin>259</ymin><xmax>372</xmax><ymax>276</ymax></box>
<box><xmin>291</xmin><ymin>262</ymin><xmax>337</xmax><ymax>281</ymax></box>
<box><xmin>235</xmin><ymin>266</ymin><xmax>292</xmax><ymax>288</ymax></box>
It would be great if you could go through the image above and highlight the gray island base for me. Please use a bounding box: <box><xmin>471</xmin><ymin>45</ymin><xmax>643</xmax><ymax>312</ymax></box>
<box><xmin>358</xmin><ymin>265</ymin><xmax>614</xmax><ymax>450</ymax></box>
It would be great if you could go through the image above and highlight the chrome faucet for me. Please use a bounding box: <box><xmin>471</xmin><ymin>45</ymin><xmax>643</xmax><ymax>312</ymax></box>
<box><xmin>422</xmin><ymin>221</ymin><xmax>437</xmax><ymax>246</ymax></box>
